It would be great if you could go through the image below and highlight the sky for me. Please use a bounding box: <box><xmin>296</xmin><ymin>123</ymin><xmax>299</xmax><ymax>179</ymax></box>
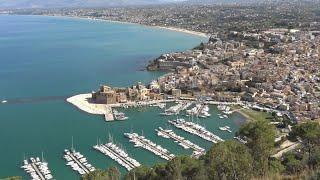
<box><xmin>0</xmin><ymin>0</ymin><xmax>187</xmax><ymax>9</ymax></box>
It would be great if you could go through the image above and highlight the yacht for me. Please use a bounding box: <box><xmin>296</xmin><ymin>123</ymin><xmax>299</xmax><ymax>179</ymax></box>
<box><xmin>113</xmin><ymin>110</ymin><xmax>129</xmax><ymax>120</ymax></box>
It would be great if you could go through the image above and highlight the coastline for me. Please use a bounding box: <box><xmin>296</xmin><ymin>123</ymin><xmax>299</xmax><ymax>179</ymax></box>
<box><xmin>33</xmin><ymin>14</ymin><xmax>209</xmax><ymax>38</ymax></box>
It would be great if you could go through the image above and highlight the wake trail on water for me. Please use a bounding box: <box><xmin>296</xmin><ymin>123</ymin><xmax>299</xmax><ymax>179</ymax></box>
<box><xmin>1</xmin><ymin>95</ymin><xmax>70</xmax><ymax>105</ymax></box>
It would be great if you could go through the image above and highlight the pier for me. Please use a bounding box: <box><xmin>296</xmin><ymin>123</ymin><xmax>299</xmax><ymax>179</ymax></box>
<box><xmin>156</xmin><ymin>127</ymin><xmax>206</xmax><ymax>158</ymax></box>
<box><xmin>104</xmin><ymin>105</ymin><xmax>114</xmax><ymax>121</ymax></box>
<box><xmin>168</xmin><ymin>119</ymin><xmax>224</xmax><ymax>143</ymax></box>
<box><xmin>94</xmin><ymin>142</ymin><xmax>140</xmax><ymax>171</ymax></box>
<box><xmin>125</xmin><ymin>132</ymin><xmax>175</xmax><ymax>161</ymax></box>
<box><xmin>63</xmin><ymin>149</ymin><xmax>95</xmax><ymax>175</ymax></box>
<box><xmin>21</xmin><ymin>157</ymin><xmax>53</xmax><ymax>180</ymax></box>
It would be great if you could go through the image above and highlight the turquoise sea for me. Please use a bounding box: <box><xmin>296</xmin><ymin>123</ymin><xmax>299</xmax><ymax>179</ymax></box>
<box><xmin>0</xmin><ymin>15</ymin><xmax>245</xmax><ymax>179</ymax></box>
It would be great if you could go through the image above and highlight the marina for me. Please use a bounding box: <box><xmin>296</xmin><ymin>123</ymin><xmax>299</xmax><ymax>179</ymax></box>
<box><xmin>63</xmin><ymin>149</ymin><xmax>95</xmax><ymax>175</ymax></box>
<box><xmin>93</xmin><ymin>142</ymin><xmax>141</xmax><ymax>171</ymax></box>
<box><xmin>124</xmin><ymin>132</ymin><xmax>175</xmax><ymax>161</ymax></box>
<box><xmin>168</xmin><ymin>119</ymin><xmax>224</xmax><ymax>143</ymax></box>
<box><xmin>162</xmin><ymin>101</ymin><xmax>193</xmax><ymax>115</ymax></box>
<box><xmin>156</xmin><ymin>127</ymin><xmax>206</xmax><ymax>158</ymax></box>
<box><xmin>149</xmin><ymin>103</ymin><xmax>166</xmax><ymax>109</ymax></box>
<box><xmin>217</xmin><ymin>105</ymin><xmax>233</xmax><ymax>115</ymax></box>
<box><xmin>21</xmin><ymin>157</ymin><xmax>53</xmax><ymax>180</ymax></box>
<box><xmin>186</xmin><ymin>103</ymin><xmax>211</xmax><ymax>118</ymax></box>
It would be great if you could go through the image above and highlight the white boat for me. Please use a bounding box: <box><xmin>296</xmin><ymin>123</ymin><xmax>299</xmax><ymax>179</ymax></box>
<box><xmin>1</xmin><ymin>100</ymin><xmax>7</xmax><ymax>103</ymax></box>
<box><xmin>113</xmin><ymin>110</ymin><xmax>129</xmax><ymax>120</ymax></box>
<box><xmin>219</xmin><ymin>127</ymin><xmax>228</xmax><ymax>131</ymax></box>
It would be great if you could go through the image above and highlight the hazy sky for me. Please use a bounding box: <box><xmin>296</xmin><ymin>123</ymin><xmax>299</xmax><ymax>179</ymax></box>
<box><xmin>0</xmin><ymin>0</ymin><xmax>187</xmax><ymax>9</ymax></box>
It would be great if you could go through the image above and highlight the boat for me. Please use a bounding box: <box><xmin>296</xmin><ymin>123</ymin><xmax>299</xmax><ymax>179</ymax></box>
<box><xmin>1</xmin><ymin>100</ymin><xmax>7</xmax><ymax>103</ymax></box>
<box><xmin>234</xmin><ymin>136</ymin><xmax>247</xmax><ymax>144</ymax></box>
<box><xmin>159</xmin><ymin>112</ymin><xmax>175</xmax><ymax>116</ymax></box>
<box><xmin>219</xmin><ymin>127</ymin><xmax>228</xmax><ymax>131</ymax></box>
<box><xmin>113</xmin><ymin>110</ymin><xmax>129</xmax><ymax>120</ymax></box>
<box><xmin>218</xmin><ymin>126</ymin><xmax>232</xmax><ymax>133</ymax></box>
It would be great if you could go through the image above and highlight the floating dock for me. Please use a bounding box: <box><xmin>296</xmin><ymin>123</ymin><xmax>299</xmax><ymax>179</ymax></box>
<box><xmin>125</xmin><ymin>132</ymin><xmax>175</xmax><ymax>161</ymax></box>
<box><xmin>63</xmin><ymin>149</ymin><xmax>95</xmax><ymax>175</ymax></box>
<box><xmin>156</xmin><ymin>127</ymin><xmax>206</xmax><ymax>158</ymax></box>
<box><xmin>168</xmin><ymin>119</ymin><xmax>224</xmax><ymax>143</ymax></box>
<box><xmin>94</xmin><ymin>142</ymin><xmax>140</xmax><ymax>171</ymax></box>
<box><xmin>21</xmin><ymin>157</ymin><xmax>53</xmax><ymax>180</ymax></box>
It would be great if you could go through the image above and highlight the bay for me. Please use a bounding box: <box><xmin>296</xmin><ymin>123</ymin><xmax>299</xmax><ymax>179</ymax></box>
<box><xmin>0</xmin><ymin>15</ymin><xmax>244</xmax><ymax>179</ymax></box>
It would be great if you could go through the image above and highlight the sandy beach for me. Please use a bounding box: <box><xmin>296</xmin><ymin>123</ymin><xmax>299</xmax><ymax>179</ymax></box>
<box><xmin>41</xmin><ymin>15</ymin><xmax>209</xmax><ymax>38</ymax></box>
<box><xmin>66</xmin><ymin>93</ymin><xmax>175</xmax><ymax>117</ymax></box>
<box><xmin>66</xmin><ymin>93</ymin><xmax>107</xmax><ymax>115</ymax></box>
<box><xmin>154</xmin><ymin>26</ymin><xmax>208</xmax><ymax>38</ymax></box>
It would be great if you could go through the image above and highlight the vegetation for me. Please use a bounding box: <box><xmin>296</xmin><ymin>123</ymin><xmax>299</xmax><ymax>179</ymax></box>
<box><xmin>238</xmin><ymin>120</ymin><xmax>276</xmax><ymax>176</ymax></box>
<box><xmin>288</xmin><ymin>122</ymin><xmax>320</xmax><ymax>170</ymax></box>
<box><xmin>82</xmin><ymin>167</ymin><xmax>120</xmax><ymax>180</ymax></box>
<box><xmin>237</xmin><ymin>108</ymin><xmax>273</xmax><ymax>121</ymax></box>
<box><xmin>0</xmin><ymin>177</ymin><xmax>22</xmax><ymax>180</ymax></box>
<box><xmin>205</xmin><ymin>140</ymin><xmax>253</xmax><ymax>180</ymax></box>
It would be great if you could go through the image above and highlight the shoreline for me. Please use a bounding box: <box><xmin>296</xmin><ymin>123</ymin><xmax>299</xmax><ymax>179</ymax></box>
<box><xmin>66</xmin><ymin>93</ymin><xmax>251</xmax><ymax>122</ymax></box>
<box><xmin>29</xmin><ymin>14</ymin><xmax>209</xmax><ymax>38</ymax></box>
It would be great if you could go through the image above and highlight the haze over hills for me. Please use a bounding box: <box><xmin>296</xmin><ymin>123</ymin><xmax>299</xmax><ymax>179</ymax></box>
<box><xmin>186</xmin><ymin>0</ymin><xmax>320</xmax><ymax>4</ymax></box>
<box><xmin>2</xmin><ymin>0</ymin><xmax>317</xmax><ymax>9</ymax></box>
<box><xmin>0</xmin><ymin>0</ymin><xmax>186</xmax><ymax>9</ymax></box>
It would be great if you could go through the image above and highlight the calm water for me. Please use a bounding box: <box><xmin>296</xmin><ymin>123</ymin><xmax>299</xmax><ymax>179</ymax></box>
<box><xmin>0</xmin><ymin>15</ymin><xmax>245</xmax><ymax>179</ymax></box>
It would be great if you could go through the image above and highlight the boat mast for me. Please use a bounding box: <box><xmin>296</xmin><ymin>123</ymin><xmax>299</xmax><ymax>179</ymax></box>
<box><xmin>41</xmin><ymin>151</ymin><xmax>44</xmax><ymax>162</ymax></box>
<box><xmin>71</xmin><ymin>136</ymin><xmax>74</xmax><ymax>151</ymax></box>
<box><xmin>191</xmin><ymin>114</ymin><xmax>194</xmax><ymax>123</ymax></box>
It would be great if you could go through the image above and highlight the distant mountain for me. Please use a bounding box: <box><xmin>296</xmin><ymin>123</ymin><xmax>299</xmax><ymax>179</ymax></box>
<box><xmin>0</xmin><ymin>0</ymin><xmax>186</xmax><ymax>9</ymax></box>
<box><xmin>185</xmin><ymin>0</ymin><xmax>320</xmax><ymax>5</ymax></box>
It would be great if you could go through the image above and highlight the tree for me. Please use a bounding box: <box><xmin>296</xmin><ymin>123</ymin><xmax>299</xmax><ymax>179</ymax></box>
<box><xmin>282</xmin><ymin>152</ymin><xmax>305</xmax><ymax>174</ymax></box>
<box><xmin>2</xmin><ymin>177</ymin><xmax>22</xmax><ymax>180</ymax></box>
<box><xmin>179</xmin><ymin>156</ymin><xmax>207</xmax><ymax>180</ymax></box>
<box><xmin>268</xmin><ymin>158</ymin><xmax>285</xmax><ymax>175</ymax></box>
<box><xmin>239</xmin><ymin>120</ymin><xmax>276</xmax><ymax>176</ymax></box>
<box><xmin>164</xmin><ymin>158</ymin><xmax>183</xmax><ymax>180</ymax></box>
<box><xmin>309</xmin><ymin>147</ymin><xmax>320</xmax><ymax>169</ymax></box>
<box><xmin>205</xmin><ymin>140</ymin><xmax>253</xmax><ymax>180</ymax></box>
<box><xmin>125</xmin><ymin>156</ymin><xmax>207</xmax><ymax>180</ymax></box>
<box><xmin>290</xmin><ymin>122</ymin><xmax>320</xmax><ymax>168</ymax></box>
<box><xmin>125</xmin><ymin>166</ymin><xmax>151</xmax><ymax>180</ymax></box>
<box><xmin>82</xmin><ymin>167</ymin><xmax>120</xmax><ymax>180</ymax></box>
